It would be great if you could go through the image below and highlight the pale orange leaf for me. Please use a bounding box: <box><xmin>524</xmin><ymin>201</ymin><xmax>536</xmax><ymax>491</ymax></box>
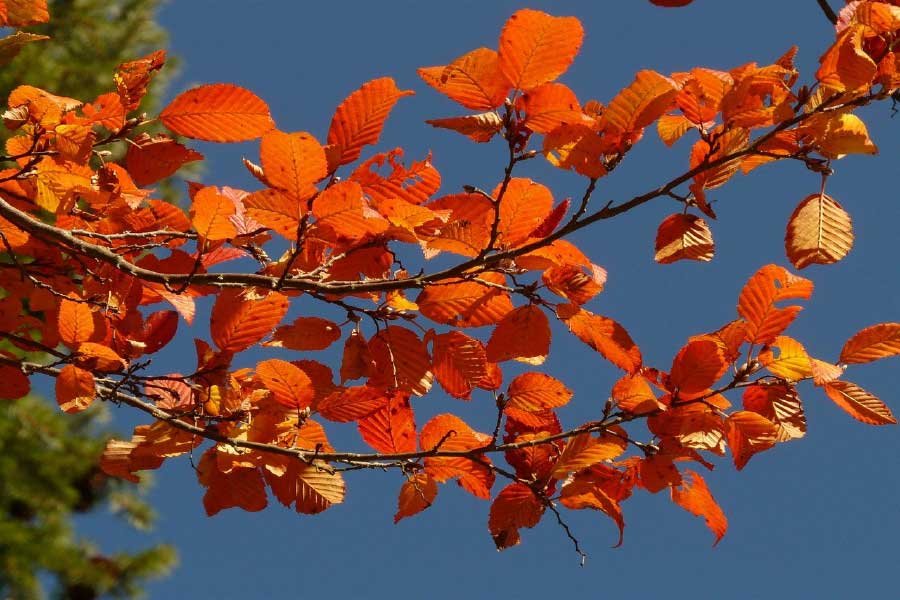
<box><xmin>785</xmin><ymin>192</ymin><xmax>853</xmax><ymax>269</ymax></box>
<box><xmin>823</xmin><ymin>380</ymin><xmax>896</xmax><ymax>425</ymax></box>
<box><xmin>654</xmin><ymin>213</ymin><xmax>714</xmax><ymax>264</ymax></box>
<box><xmin>840</xmin><ymin>323</ymin><xmax>900</xmax><ymax>364</ymax></box>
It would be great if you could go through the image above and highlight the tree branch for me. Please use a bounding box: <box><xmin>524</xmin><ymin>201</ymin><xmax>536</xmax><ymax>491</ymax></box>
<box><xmin>816</xmin><ymin>0</ymin><xmax>838</xmax><ymax>25</ymax></box>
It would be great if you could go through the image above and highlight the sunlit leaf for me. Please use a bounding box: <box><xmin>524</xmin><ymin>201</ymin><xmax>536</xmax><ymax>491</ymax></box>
<box><xmin>160</xmin><ymin>83</ymin><xmax>275</xmax><ymax>142</ymax></box>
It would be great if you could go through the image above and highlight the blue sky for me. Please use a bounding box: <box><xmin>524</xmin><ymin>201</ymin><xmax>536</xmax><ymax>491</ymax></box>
<box><xmin>77</xmin><ymin>2</ymin><xmax>900</xmax><ymax>598</ymax></box>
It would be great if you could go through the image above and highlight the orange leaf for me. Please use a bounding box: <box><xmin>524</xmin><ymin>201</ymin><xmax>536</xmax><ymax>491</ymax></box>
<box><xmin>55</xmin><ymin>364</ymin><xmax>95</xmax><ymax>413</ymax></box>
<box><xmin>557</xmin><ymin>304</ymin><xmax>642</xmax><ymax>373</ymax></box>
<box><xmin>823</xmin><ymin>380</ymin><xmax>896</xmax><ymax>425</ymax></box>
<box><xmin>604</xmin><ymin>70</ymin><xmax>678</xmax><ymax>134</ymax></box>
<box><xmin>190</xmin><ymin>185</ymin><xmax>237</xmax><ymax>241</ymax></box>
<box><xmin>420</xmin><ymin>414</ymin><xmax>494</xmax><ymax>498</ymax></box>
<box><xmin>327</xmin><ymin>77</ymin><xmax>414</xmax><ymax>166</ymax></box>
<box><xmin>612</xmin><ymin>374</ymin><xmax>662</xmax><ymax>414</ymax></box>
<box><xmin>559</xmin><ymin>475</ymin><xmax>625</xmax><ymax>546</ymax></box>
<box><xmin>669</xmin><ymin>338</ymin><xmax>728</xmax><ymax>397</ymax></box>
<box><xmin>340</xmin><ymin>330</ymin><xmax>375</xmax><ymax>383</ymax></box>
<box><xmin>654</xmin><ymin>213</ymin><xmax>714</xmax><ymax>264</ymax></box>
<box><xmin>243</xmin><ymin>188</ymin><xmax>301</xmax><ymax>240</ymax></box>
<box><xmin>726</xmin><ymin>410</ymin><xmax>778</xmax><ymax>470</ymax></box>
<box><xmin>785</xmin><ymin>192</ymin><xmax>853</xmax><ymax>268</ymax></box>
<box><xmin>671</xmin><ymin>470</ymin><xmax>727</xmax><ymax>546</ymax></box>
<box><xmin>160</xmin><ymin>83</ymin><xmax>275</xmax><ymax>142</ymax></box>
<box><xmin>657</xmin><ymin>114</ymin><xmax>695</xmax><ymax>146</ymax></box>
<box><xmin>505</xmin><ymin>372</ymin><xmax>572</xmax><ymax>412</ymax></box>
<box><xmin>0</xmin><ymin>364</ymin><xmax>29</xmax><ymax>400</ymax></box>
<box><xmin>816</xmin><ymin>24</ymin><xmax>877</xmax><ymax>92</ymax></box>
<box><xmin>425</xmin><ymin>112</ymin><xmax>503</xmax><ymax>142</ymax></box>
<box><xmin>495</xmin><ymin>178</ymin><xmax>554</xmax><ymax>248</ymax></box>
<box><xmin>840</xmin><ymin>323</ymin><xmax>900</xmax><ymax>364</ymax></box>
<box><xmin>743</xmin><ymin>382</ymin><xmax>806</xmax><ymax>442</ymax></box>
<box><xmin>197</xmin><ymin>449</ymin><xmax>267</xmax><ymax>516</ymax></box>
<box><xmin>418</xmin><ymin>47</ymin><xmax>509</xmax><ymax>110</ymax></box>
<box><xmin>357</xmin><ymin>391</ymin><xmax>416</xmax><ymax>453</ymax></box>
<box><xmin>542</xmin><ymin>264</ymin><xmax>604</xmax><ymax>305</ymax></box>
<box><xmin>265</xmin><ymin>317</ymin><xmax>341</xmax><ymax>352</ymax></box>
<box><xmin>737</xmin><ymin>264</ymin><xmax>813</xmax><ymax>345</ymax></box>
<box><xmin>210</xmin><ymin>289</ymin><xmax>288</xmax><ymax>354</ymax></box>
<box><xmin>394</xmin><ymin>473</ymin><xmax>438</xmax><ymax>523</ymax></box>
<box><xmin>317</xmin><ymin>385</ymin><xmax>385</xmax><ymax>422</ymax></box>
<box><xmin>552</xmin><ymin>430</ymin><xmax>627</xmax><ymax>478</ymax></box>
<box><xmin>0</xmin><ymin>0</ymin><xmax>49</xmax><ymax>26</ymax></box>
<box><xmin>485</xmin><ymin>304</ymin><xmax>551</xmax><ymax>365</ymax></box>
<box><xmin>259</xmin><ymin>130</ymin><xmax>327</xmax><ymax>201</ymax></box>
<box><xmin>114</xmin><ymin>50</ymin><xmax>165</xmax><ymax>112</ymax></box>
<box><xmin>74</xmin><ymin>342</ymin><xmax>126</xmax><ymax>373</ymax></box>
<box><xmin>367</xmin><ymin>326</ymin><xmax>433</xmax><ymax>396</ymax></box>
<box><xmin>758</xmin><ymin>336</ymin><xmax>813</xmax><ymax>381</ymax></box>
<box><xmin>498</xmin><ymin>9</ymin><xmax>584</xmax><ymax>90</ymax></box>
<box><xmin>256</xmin><ymin>359</ymin><xmax>314</xmax><ymax>409</ymax></box>
<box><xmin>416</xmin><ymin>273</ymin><xmax>513</xmax><ymax>327</ymax></box>
<box><xmin>263</xmin><ymin>458</ymin><xmax>345</xmax><ymax>514</ymax></box>
<box><xmin>312</xmin><ymin>180</ymin><xmax>388</xmax><ymax>244</ymax></box>
<box><xmin>519</xmin><ymin>82</ymin><xmax>589</xmax><ymax>134</ymax></box>
<box><xmin>124</xmin><ymin>133</ymin><xmax>204</xmax><ymax>187</ymax></box>
<box><xmin>542</xmin><ymin>123</ymin><xmax>607</xmax><ymax>178</ymax></box>
<box><xmin>488</xmin><ymin>482</ymin><xmax>544</xmax><ymax>550</ymax></box>
<box><xmin>57</xmin><ymin>295</ymin><xmax>95</xmax><ymax>349</ymax></box>
<box><xmin>431</xmin><ymin>331</ymin><xmax>490</xmax><ymax>400</ymax></box>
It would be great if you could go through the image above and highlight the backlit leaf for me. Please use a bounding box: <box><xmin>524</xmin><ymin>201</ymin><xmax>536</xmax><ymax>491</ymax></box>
<box><xmin>557</xmin><ymin>304</ymin><xmax>642</xmax><ymax>373</ymax></box>
<box><xmin>816</xmin><ymin>24</ymin><xmax>876</xmax><ymax>92</ymax></box>
<box><xmin>758</xmin><ymin>336</ymin><xmax>813</xmax><ymax>381</ymax></box>
<box><xmin>726</xmin><ymin>411</ymin><xmax>778</xmax><ymax>470</ymax></box>
<box><xmin>357</xmin><ymin>391</ymin><xmax>416</xmax><ymax>453</ymax></box>
<box><xmin>519</xmin><ymin>82</ymin><xmax>589</xmax><ymax>134</ymax></box>
<box><xmin>55</xmin><ymin>364</ymin><xmax>95</xmax><ymax>413</ymax></box>
<box><xmin>499</xmin><ymin>9</ymin><xmax>584</xmax><ymax>90</ymax></box>
<box><xmin>840</xmin><ymin>323</ymin><xmax>900</xmax><ymax>364</ymax></box>
<box><xmin>671</xmin><ymin>470</ymin><xmax>727</xmax><ymax>546</ymax></box>
<box><xmin>57</xmin><ymin>295</ymin><xmax>95</xmax><ymax>349</ymax></box>
<box><xmin>669</xmin><ymin>338</ymin><xmax>728</xmax><ymax>397</ymax></box>
<box><xmin>496</xmin><ymin>178</ymin><xmax>554</xmax><ymax>248</ymax></box>
<box><xmin>543</xmin><ymin>123</ymin><xmax>607</xmax><ymax>178</ymax></box>
<box><xmin>823</xmin><ymin>380</ymin><xmax>896</xmax><ymax>425</ymax></box>
<box><xmin>368</xmin><ymin>326</ymin><xmax>433</xmax><ymax>396</ymax></box>
<box><xmin>416</xmin><ymin>273</ymin><xmax>514</xmax><ymax>327</ymax></box>
<box><xmin>485</xmin><ymin>304</ymin><xmax>551</xmax><ymax>365</ymax></box>
<box><xmin>425</xmin><ymin>112</ymin><xmax>503</xmax><ymax>142</ymax></box>
<box><xmin>506</xmin><ymin>372</ymin><xmax>572</xmax><ymax>412</ymax></box>
<box><xmin>552</xmin><ymin>430</ymin><xmax>627</xmax><ymax>478</ymax></box>
<box><xmin>210</xmin><ymin>289</ymin><xmax>288</xmax><ymax>354</ymax></box>
<box><xmin>327</xmin><ymin>77</ymin><xmax>414</xmax><ymax>166</ymax></box>
<box><xmin>743</xmin><ymin>382</ymin><xmax>806</xmax><ymax>442</ymax></box>
<box><xmin>259</xmin><ymin>129</ymin><xmax>327</xmax><ymax>201</ymax></box>
<box><xmin>488</xmin><ymin>483</ymin><xmax>544</xmax><ymax>550</ymax></box>
<box><xmin>191</xmin><ymin>186</ymin><xmax>237</xmax><ymax>241</ymax></box>
<box><xmin>124</xmin><ymin>133</ymin><xmax>204</xmax><ymax>187</ymax></box>
<box><xmin>265</xmin><ymin>317</ymin><xmax>341</xmax><ymax>352</ymax></box>
<box><xmin>785</xmin><ymin>192</ymin><xmax>853</xmax><ymax>269</ymax></box>
<box><xmin>654</xmin><ymin>213</ymin><xmax>714</xmax><ymax>264</ymax></box>
<box><xmin>737</xmin><ymin>264</ymin><xmax>813</xmax><ymax>345</ymax></box>
<box><xmin>317</xmin><ymin>385</ymin><xmax>385</xmax><ymax>423</ymax></box>
<box><xmin>604</xmin><ymin>70</ymin><xmax>678</xmax><ymax>134</ymax></box>
<box><xmin>160</xmin><ymin>83</ymin><xmax>275</xmax><ymax>142</ymax></box>
<box><xmin>395</xmin><ymin>473</ymin><xmax>438</xmax><ymax>523</ymax></box>
<box><xmin>431</xmin><ymin>331</ymin><xmax>489</xmax><ymax>400</ymax></box>
<box><xmin>256</xmin><ymin>359</ymin><xmax>314</xmax><ymax>409</ymax></box>
<box><xmin>418</xmin><ymin>47</ymin><xmax>509</xmax><ymax>110</ymax></box>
